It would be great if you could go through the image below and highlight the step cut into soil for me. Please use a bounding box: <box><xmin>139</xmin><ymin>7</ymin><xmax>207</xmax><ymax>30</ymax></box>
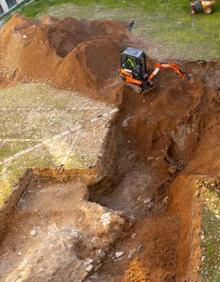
<box><xmin>0</xmin><ymin>14</ymin><xmax>220</xmax><ymax>282</ymax></box>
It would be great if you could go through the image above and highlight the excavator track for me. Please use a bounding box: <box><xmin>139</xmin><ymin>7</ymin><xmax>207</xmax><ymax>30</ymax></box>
<box><xmin>124</xmin><ymin>82</ymin><xmax>142</xmax><ymax>94</ymax></box>
<box><xmin>124</xmin><ymin>82</ymin><xmax>155</xmax><ymax>96</ymax></box>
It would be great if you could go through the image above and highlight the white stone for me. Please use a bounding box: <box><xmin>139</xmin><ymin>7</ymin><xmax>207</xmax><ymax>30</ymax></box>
<box><xmin>30</xmin><ymin>229</ymin><xmax>37</xmax><ymax>236</ymax></box>
<box><xmin>128</xmin><ymin>249</ymin><xmax>136</xmax><ymax>259</ymax></box>
<box><xmin>115</xmin><ymin>251</ymin><xmax>124</xmax><ymax>259</ymax></box>
<box><xmin>143</xmin><ymin>197</ymin><xmax>152</xmax><ymax>204</ymax></box>
<box><xmin>85</xmin><ymin>264</ymin><xmax>93</xmax><ymax>272</ymax></box>
<box><xmin>163</xmin><ymin>196</ymin><xmax>169</xmax><ymax>204</ymax></box>
<box><xmin>122</xmin><ymin>117</ymin><xmax>130</xmax><ymax>127</ymax></box>
<box><xmin>101</xmin><ymin>212</ymin><xmax>112</xmax><ymax>227</ymax></box>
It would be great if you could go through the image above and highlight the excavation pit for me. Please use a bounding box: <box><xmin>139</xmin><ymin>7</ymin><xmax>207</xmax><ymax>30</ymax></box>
<box><xmin>0</xmin><ymin>14</ymin><xmax>219</xmax><ymax>282</ymax></box>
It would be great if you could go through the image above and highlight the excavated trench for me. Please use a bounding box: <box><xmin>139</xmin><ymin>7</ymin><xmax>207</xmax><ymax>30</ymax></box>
<box><xmin>87</xmin><ymin>70</ymin><xmax>220</xmax><ymax>281</ymax></box>
<box><xmin>0</xmin><ymin>14</ymin><xmax>220</xmax><ymax>281</ymax></box>
<box><xmin>1</xmin><ymin>64</ymin><xmax>219</xmax><ymax>281</ymax></box>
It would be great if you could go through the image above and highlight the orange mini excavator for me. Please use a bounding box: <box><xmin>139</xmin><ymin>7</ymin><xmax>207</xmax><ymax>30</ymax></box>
<box><xmin>120</xmin><ymin>47</ymin><xmax>186</xmax><ymax>94</ymax></box>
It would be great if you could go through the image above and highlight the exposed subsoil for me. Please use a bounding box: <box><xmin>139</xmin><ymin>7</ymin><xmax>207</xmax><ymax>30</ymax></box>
<box><xmin>0</xmin><ymin>170</ymin><xmax>130</xmax><ymax>282</ymax></box>
<box><xmin>0</xmin><ymin>14</ymin><xmax>220</xmax><ymax>282</ymax></box>
<box><xmin>87</xmin><ymin>67</ymin><xmax>220</xmax><ymax>281</ymax></box>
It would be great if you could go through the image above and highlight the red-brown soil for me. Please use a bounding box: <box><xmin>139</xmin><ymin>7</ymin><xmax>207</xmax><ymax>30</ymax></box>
<box><xmin>0</xmin><ymin>14</ymin><xmax>220</xmax><ymax>282</ymax></box>
<box><xmin>88</xmin><ymin>66</ymin><xmax>220</xmax><ymax>281</ymax></box>
<box><xmin>0</xmin><ymin>14</ymin><xmax>130</xmax><ymax>102</ymax></box>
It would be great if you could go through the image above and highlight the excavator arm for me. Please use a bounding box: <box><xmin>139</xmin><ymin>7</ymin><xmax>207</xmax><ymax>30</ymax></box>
<box><xmin>148</xmin><ymin>63</ymin><xmax>186</xmax><ymax>82</ymax></box>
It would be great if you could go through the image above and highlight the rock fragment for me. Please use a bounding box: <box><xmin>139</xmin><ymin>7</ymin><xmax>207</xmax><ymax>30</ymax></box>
<box><xmin>30</xmin><ymin>229</ymin><xmax>37</xmax><ymax>237</ymax></box>
<box><xmin>115</xmin><ymin>251</ymin><xmax>124</xmax><ymax>259</ymax></box>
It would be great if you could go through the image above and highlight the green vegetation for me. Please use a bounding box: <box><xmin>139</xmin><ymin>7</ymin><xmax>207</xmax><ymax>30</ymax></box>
<box><xmin>198</xmin><ymin>180</ymin><xmax>220</xmax><ymax>282</ymax></box>
<box><xmin>0</xmin><ymin>83</ymin><xmax>111</xmax><ymax>206</ymax></box>
<box><xmin>16</xmin><ymin>0</ymin><xmax>220</xmax><ymax>60</ymax></box>
<box><xmin>201</xmin><ymin>193</ymin><xmax>220</xmax><ymax>281</ymax></box>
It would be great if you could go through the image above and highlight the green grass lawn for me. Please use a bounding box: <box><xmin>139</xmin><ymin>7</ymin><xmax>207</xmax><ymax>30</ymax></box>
<box><xmin>16</xmin><ymin>0</ymin><xmax>220</xmax><ymax>60</ymax></box>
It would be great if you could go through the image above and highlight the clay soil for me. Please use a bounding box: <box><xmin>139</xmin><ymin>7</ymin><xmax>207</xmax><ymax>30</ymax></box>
<box><xmin>88</xmin><ymin>76</ymin><xmax>220</xmax><ymax>281</ymax></box>
<box><xmin>0</xmin><ymin>14</ymin><xmax>220</xmax><ymax>282</ymax></box>
<box><xmin>0</xmin><ymin>14</ymin><xmax>131</xmax><ymax>103</ymax></box>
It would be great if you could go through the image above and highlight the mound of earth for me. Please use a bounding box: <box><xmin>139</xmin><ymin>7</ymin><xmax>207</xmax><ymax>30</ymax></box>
<box><xmin>0</xmin><ymin>12</ymin><xmax>220</xmax><ymax>282</ymax></box>
<box><xmin>0</xmin><ymin>14</ymin><xmax>130</xmax><ymax>102</ymax></box>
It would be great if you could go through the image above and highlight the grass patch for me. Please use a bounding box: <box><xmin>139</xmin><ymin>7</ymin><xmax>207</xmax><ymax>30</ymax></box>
<box><xmin>198</xmin><ymin>179</ymin><xmax>220</xmax><ymax>281</ymax></box>
<box><xmin>16</xmin><ymin>0</ymin><xmax>220</xmax><ymax>60</ymax></box>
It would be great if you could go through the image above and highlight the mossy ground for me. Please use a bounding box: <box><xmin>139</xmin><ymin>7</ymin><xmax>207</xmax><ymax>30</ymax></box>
<box><xmin>196</xmin><ymin>178</ymin><xmax>220</xmax><ymax>281</ymax></box>
<box><xmin>14</xmin><ymin>0</ymin><xmax>220</xmax><ymax>60</ymax></box>
<box><xmin>0</xmin><ymin>1</ymin><xmax>219</xmax><ymax>278</ymax></box>
<box><xmin>0</xmin><ymin>83</ymin><xmax>112</xmax><ymax>206</ymax></box>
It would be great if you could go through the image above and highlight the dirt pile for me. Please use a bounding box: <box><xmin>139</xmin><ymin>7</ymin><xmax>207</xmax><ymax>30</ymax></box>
<box><xmin>0</xmin><ymin>14</ymin><xmax>130</xmax><ymax>101</ymax></box>
<box><xmin>0</xmin><ymin>13</ymin><xmax>220</xmax><ymax>282</ymax></box>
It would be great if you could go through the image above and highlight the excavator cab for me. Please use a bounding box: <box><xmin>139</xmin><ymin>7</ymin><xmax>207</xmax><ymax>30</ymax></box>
<box><xmin>121</xmin><ymin>47</ymin><xmax>147</xmax><ymax>81</ymax></box>
<box><xmin>120</xmin><ymin>47</ymin><xmax>149</xmax><ymax>93</ymax></box>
